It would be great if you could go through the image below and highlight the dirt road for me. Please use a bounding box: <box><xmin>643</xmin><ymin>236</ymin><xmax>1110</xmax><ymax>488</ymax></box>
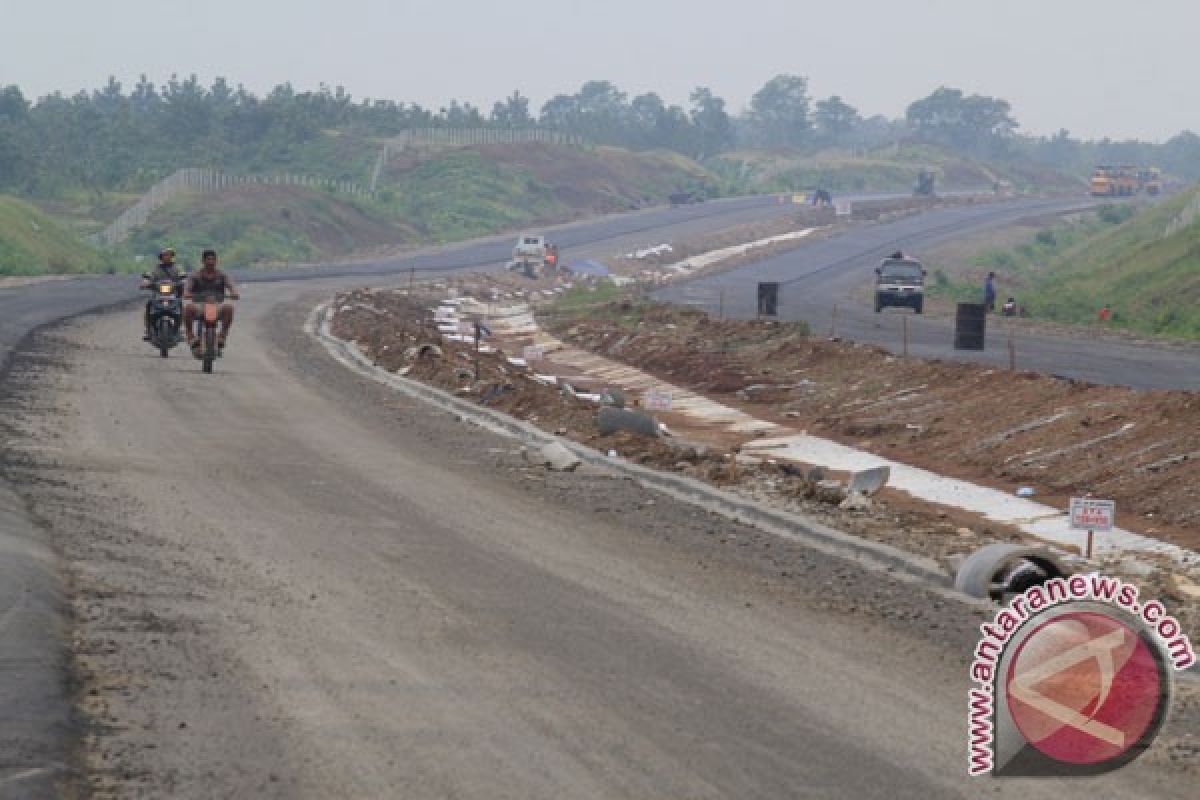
<box><xmin>0</xmin><ymin>194</ymin><xmax>820</xmax><ymax>794</ymax></box>
<box><xmin>3</xmin><ymin>280</ymin><xmax>1196</xmax><ymax>797</ymax></box>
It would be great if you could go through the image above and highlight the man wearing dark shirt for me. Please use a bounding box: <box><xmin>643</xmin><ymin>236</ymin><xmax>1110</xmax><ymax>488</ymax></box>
<box><xmin>183</xmin><ymin>249</ymin><xmax>240</xmax><ymax>353</ymax></box>
<box><xmin>983</xmin><ymin>271</ymin><xmax>997</xmax><ymax>312</ymax></box>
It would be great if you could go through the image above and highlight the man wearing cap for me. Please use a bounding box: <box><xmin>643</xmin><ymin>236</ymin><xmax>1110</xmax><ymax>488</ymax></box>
<box><xmin>140</xmin><ymin>247</ymin><xmax>187</xmax><ymax>340</ymax></box>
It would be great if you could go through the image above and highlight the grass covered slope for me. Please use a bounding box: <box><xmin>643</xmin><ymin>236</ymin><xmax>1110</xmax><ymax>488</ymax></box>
<box><xmin>377</xmin><ymin>143</ymin><xmax>717</xmax><ymax>241</ymax></box>
<box><xmin>1030</xmin><ymin>190</ymin><xmax>1200</xmax><ymax>336</ymax></box>
<box><xmin>927</xmin><ymin>191</ymin><xmax>1200</xmax><ymax>338</ymax></box>
<box><xmin>0</xmin><ymin>195</ymin><xmax>115</xmax><ymax>275</ymax></box>
<box><xmin>120</xmin><ymin>142</ymin><xmax>720</xmax><ymax>264</ymax></box>
<box><xmin>123</xmin><ymin>184</ymin><xmax>417</xmax><ymax>268</ymax></box>
<box><xmin>710</xmin><ymin>143</ymin><xmax>1082</xmax><ymax>194</ymax></box>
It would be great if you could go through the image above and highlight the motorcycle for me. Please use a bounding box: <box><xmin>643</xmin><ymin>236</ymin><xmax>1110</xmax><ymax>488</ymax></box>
<box><xmin>142</xmin><ymin>275</ymin><xmax>184</xmax><ymax>358</ymax></box>
<box><xmin>191</xmin><ymin>294</ymin><xmax>234</xmax><ymax>374</ymax></box>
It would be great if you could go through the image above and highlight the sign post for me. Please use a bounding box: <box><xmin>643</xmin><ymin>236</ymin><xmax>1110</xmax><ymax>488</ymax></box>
<box><xmin>1069</xmin><ymin>497</ymin><xmax>1115</xmax><ymax>559</ymax></box>
<box><xmin>643</xmin><ymin>390</ymin><xmax>673</xmax><ymax>412</ymax></box>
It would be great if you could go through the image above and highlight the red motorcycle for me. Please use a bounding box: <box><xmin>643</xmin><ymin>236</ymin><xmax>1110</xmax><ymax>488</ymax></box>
<box><xmin>191</xmin><ymin>295</ymin><xmax>236</xmax><ymax>374</ymax></box>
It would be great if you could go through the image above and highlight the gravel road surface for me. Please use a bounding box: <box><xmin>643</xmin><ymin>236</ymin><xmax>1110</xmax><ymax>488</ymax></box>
<box><xmin>1</xmin><ymin>195</ymin><xmax>1196</xmax><ymax>796</ymax></box>
<box><xmin>0</xmin><ymin>195</ymin><xmax>803</xmax><ymax>795</ymax></box>
<box><xmin>0</xmin><ymin>279</ymin><xmax>1194</xmax><ymax>797</ymax></box>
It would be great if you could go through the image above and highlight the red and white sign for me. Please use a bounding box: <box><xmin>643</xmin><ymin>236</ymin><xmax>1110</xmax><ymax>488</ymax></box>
<box><xmin>1069</xmin><ymin>497</ymin><xmax>1115</xmax><ymax>532</ymax></box>
<box><xmin>643</xmin><ymin>390</ymin><xmax>673</xmax><ymax>411</ymax></box>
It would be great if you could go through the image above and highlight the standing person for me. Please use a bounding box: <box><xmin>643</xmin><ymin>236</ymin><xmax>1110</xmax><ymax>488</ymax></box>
<box><xmin>983</xmin><ymin>271</ymin><xmax>997</xmax><ymax>313</ymax></box>
<box><xmin>183</xmin><ymin>249</ymin><xmax>240</xmax><ymax>354</ymax></box>
<box><xmin>1098</xmin><ymin>303</ymin><xmax>1113</xmax><ymax>322</ymax></box>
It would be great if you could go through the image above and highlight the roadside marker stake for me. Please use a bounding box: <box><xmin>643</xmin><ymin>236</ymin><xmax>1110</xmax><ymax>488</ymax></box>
<box><xmin>903</xmin><ymin>315</ymin><xmax>909</xmax><ymax>356</ymax></box>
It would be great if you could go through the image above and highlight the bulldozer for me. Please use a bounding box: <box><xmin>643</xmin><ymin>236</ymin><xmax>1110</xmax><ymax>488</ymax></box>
<box><xmin>1089</xmin><ymin>165</ymin><xmax>1140</xmax><ymax>197</ymax></box>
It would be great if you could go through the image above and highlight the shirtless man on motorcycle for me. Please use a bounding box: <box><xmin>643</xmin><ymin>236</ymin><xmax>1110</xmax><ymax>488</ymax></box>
<box><xmin>183</xmin><ymin>249</ymin><xmax>240</xmax><ymax>354</ymax></box>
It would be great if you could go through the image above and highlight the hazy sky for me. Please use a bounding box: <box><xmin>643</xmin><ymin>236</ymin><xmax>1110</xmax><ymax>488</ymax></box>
<box><xmin>3</xmin><ymin>0</ymin><xmax>1196</xmax><ymax>141</ymax></box>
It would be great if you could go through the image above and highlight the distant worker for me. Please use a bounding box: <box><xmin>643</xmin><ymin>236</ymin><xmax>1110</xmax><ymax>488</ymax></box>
<box><xmin>1098</xmin><ymin>304</ymin><xmax>1113</xmax><ymax>322</ymax></box>
<box><xmin>1002</xmin><ymin>297</ymin><xmax>1017</xmax><ymax>317</ymax></box>
<box><xmin>983</xmin><ymin>272</ymin><xmax>997</xmax><ymax>313</ymax></box>
<box><xmin>140</xmin><ymin>247</ymin><xmax>186</xmax><ymax>340</ymax></box>
<box><xmin>183</xmin><ymin>249</ymin><xmax>240</xmax><ymax>354</ymax></box>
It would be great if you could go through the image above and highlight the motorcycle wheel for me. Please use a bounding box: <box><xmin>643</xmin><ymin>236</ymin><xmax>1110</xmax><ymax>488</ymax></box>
<box><xmin>202</xmin><ymin>326</ymin><xmax>215</xmax><ymax>374</ymax></box>
<box><xmin>157</xmin><ymin>319</ymin><xmax>170</xmax><ymax>358</ymax></box>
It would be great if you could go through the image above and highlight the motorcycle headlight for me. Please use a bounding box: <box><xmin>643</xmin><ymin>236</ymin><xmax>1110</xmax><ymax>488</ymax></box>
<box><xmin>159</xmin><ymin>284</ymin><xmax>173</xmax><ymax>294</ymax></box>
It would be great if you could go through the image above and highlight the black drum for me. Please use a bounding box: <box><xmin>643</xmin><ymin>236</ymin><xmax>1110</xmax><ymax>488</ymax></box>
<box><xmin>955</xmin><ymin>303</ymin><xmax>987</xmax><ymax>350</ymax></box>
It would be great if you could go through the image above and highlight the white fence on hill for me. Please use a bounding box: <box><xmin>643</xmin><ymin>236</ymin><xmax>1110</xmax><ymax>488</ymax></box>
<box><xmin>90</xmin><ymin>168</ymin><xmax>371</xmax><ymax>247</ymax></box>
<box><xmin>95</xmin><ymin>128</ymin><xmax>583</xmax><ymax>244</ymax></box>
<box><xmin>369</xmin><ymin>127</ymin><xmax>583</xmax><ymax>191</ymax></box>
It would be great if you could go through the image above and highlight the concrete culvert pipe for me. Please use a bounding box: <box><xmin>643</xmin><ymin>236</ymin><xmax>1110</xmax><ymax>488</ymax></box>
<box><xmin>954</xmin><ymin>543</ymin><xmax>1068</xmax><ymax>602</ymax></box>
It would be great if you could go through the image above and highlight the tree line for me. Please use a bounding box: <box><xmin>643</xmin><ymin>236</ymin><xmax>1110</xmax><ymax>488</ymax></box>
<box><xmin>1</xmin><ymin>74</ymin><xmax>1199</xmax><ymax>197</ymax></box>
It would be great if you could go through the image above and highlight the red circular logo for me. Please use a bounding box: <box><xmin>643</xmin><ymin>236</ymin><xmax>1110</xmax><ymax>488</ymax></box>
<box><xmin>1005</xmin><ymin>611</ymin><xmax>1165</xmax><ymax>766</ymax></box>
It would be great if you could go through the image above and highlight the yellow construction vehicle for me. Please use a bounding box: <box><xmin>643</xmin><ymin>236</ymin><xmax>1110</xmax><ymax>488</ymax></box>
<box><xmin>1090</xmin><ymin>166</ymin><xmax>1116</xmax><ymax>196</ymax></box>
<box><xmin>1139</xmin><ymin>168</ymin><xmax>1162</xmax><ymax>196</ymax></box>
<box><xmin>1089</xmin><ymin>165</ymin><xmax>1139</xmax><ymax>197</ymax></box>
<box><xmin>1115</xmin><ymin>165</ymin><xmax>1139</xmax><ymax>196</ymax></box>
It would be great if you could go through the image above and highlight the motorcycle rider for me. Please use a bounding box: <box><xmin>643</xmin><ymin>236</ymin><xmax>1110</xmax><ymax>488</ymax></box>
<box><xmin>140</xmin><ymin>247</ymin><xmax>186</xmax><ymax>340</ymax></box>
<box><xmin>183</xmin><ymin>249</ymin><xmax>240</xmax><ymax>354</ymax></box>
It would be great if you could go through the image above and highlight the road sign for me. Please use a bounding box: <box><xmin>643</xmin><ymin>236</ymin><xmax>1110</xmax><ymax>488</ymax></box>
<box><xmin>643</xmin><ymin>390</ymin><xmax>673</xmax><ymax>411</ymax></box>
<box><xmin>1069</xmin><ymin>497</ymin><xmax>1115</xmax><ymax>532</ymax></box>
<box><xmin>522</xmin><ymin>345</ymin><xmax>545</xmax><ymax>362</ymax></box>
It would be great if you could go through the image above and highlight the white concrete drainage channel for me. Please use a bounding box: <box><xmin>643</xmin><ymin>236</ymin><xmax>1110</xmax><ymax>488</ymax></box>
<box><xmin>479</xmin><ymin>301</ymin><xmax>784</xmax><ymax>437</ymax></box>
<box><xmin>446</xmin><ymin>297</ymin><xmax>1195</xmax><ymax>566</ymax></box>
<box><xmin>741</xmin><ymin>435</ymin><xmax>1193</xmax><ymax>562</ymax></box>
<box><xmin>307</xmin><ymin>301</ymin><xmax>988</xmax><ymax>607</ymax></box>
<box><xmin>646</xmin><ymin>227</ymin><xmax>819</xmax><ymax>280</ymax></box>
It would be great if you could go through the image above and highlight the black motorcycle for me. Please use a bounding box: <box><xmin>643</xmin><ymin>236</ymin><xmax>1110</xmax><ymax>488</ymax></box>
<box><xmin>143</xmin><ymin>275</ymin><xmax>184</xmax><ymax>358</ymax></box>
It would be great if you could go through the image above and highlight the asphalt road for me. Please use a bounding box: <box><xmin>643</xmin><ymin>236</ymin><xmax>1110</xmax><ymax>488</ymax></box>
<box><xmin>655</xmin><ymin>198</ymin><xmax>1200</xmax><ymax>390</ymax></box>
<box><xmin>0</xmin><ymin>195</ymin><xmax>797</xmax><ymax>366</ymax></box>
<box><xmin>1</xmin><ymin>195</ymin><xmax>1196</xmax><ymax>796</ymax></box>
<box><xmin>2</xmin><ymin>288</ymin><xmax>1194</xmax><ymax>798</ymax></box>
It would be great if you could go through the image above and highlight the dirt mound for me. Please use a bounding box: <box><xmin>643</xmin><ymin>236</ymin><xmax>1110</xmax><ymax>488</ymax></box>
<box><xmin>547</xmin><ymin>302</ymin><xmax>1200</xmax><ymax>549</ymax></box>
<box><xmin>128</xmin><ymin>184</ymin><xmax>417</xmax><ymax>265</ymax></box>
<box><xmin>329</xmin><ymin>283</ymin><xmax>1200</xmax><ymax>639</ymax></box>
